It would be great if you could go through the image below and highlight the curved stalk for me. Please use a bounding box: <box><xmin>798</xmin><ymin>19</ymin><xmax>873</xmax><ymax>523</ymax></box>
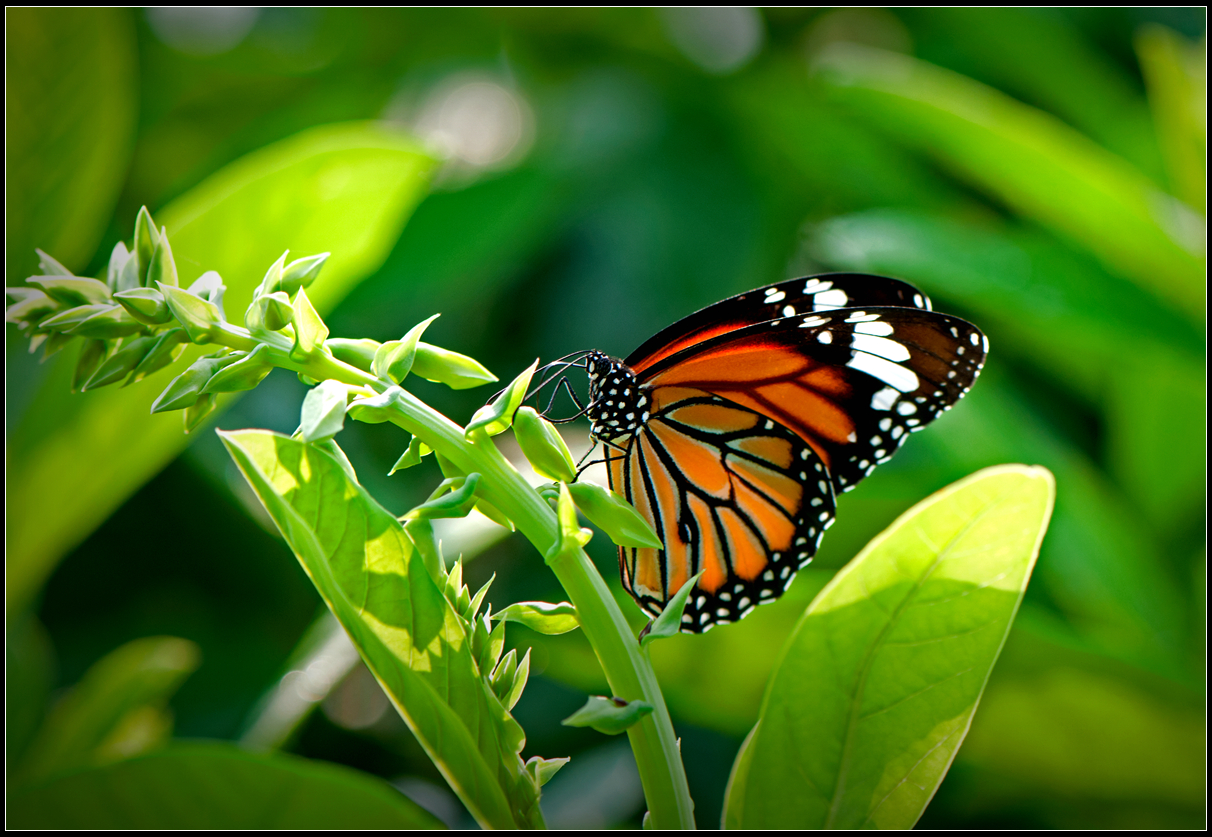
<box><xmin>209</xmin><ymin>326</ymin><xmax>696</xmax><ymax>828</ymax></box>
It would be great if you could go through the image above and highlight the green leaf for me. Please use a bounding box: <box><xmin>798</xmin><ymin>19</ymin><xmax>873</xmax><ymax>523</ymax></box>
<box><xmin>567</xmin><ymin>481</ymin><xmax>662</xmax><ymax>550</ymax></box>
<box><xmin>562</xmin><ymin>695</ymin><xmax>654</xmax><ymax>736</ymax></box>
<box><xmin>6</xmin><ymin>614</ymin><xmax>55</xmax><ymax>770</ymax></box>
<box><xmin>514</xmin><ymin>407</ymin><xmax>576</xmax><ymax>482</ymax></box>
<box><xmin>371</xmin><ymin>313</ymin><xmax>440</xmax><ymax>384</ymax></box>
<box><xmin>465</xmin><ymin>360</ymin><xmax>537</xmax><ymax>437</ymax></box>
<box><xmin>299</xmin><ymin>379</ymin><xmax>350</xmax><ymax>442</ymax></box>
<box><xmin>493</xmin><ymin>601</ymin><xmax>580</xmax><ymax>636</ymax></box>
<box><xmin>389</xmin><ymin>434</ymin><xmax>432</xmax><ymax>474</ymax></box>
<box><xmin>280</xmin><ymin>252</ymin><xmax>330</xmax><ymax>295</ymax></box>
<box><xmin>412</xmin><ymin>342</ymin><xmax>498</xmax><ymax>390</ymax></box>
<box><xmin>15</xmin><ymin>636</ymin><xmax>199</xmax><ymax>785</ymax></box>
<box><xmin>8</xmin><ymin>741</ymin><xmax>444</xmax><ymax>829</ymax></box>
<box><xmin>813</xmin><ymin>44</ymin><xmax>1205</xmax><ymax>321</ymax></box>
<box><xmin>526</xmin><ymin>755</ymin><xmax>570</xmax><ymax>788</ymax></box>
<box><xmin>545</xmin><ymin>483</ymin><xmax>594</xmax><ymax>564</ymax></box>
<box><xmin>219</xmin><ymin>430</ymin><xmax>541</xmax><ymax>828</ymax></box>
<box><xmin>723</xmin><ymin>465</ymin><xmax>1055</xmax><ymax>829</ymax></box>
<box><xmin>290</xmin><ymin>286</ymin><xmax>329</xmax><ymax>359</ymax></box>
<box><xmin>403</xmin><ymin>474</ymin><xmax>482</xmax><ymax>521</ymax></box>
<box><xmin>1136</xmin><ymin>25</ymin><xmax>1206</xmax><ymax>213</ymax></box>
<box><xmin>6</xmin><ymin>123</ymin><xmax>435</xmax><ymax>615</ymax></box>
<box><xmin>640</xmin><ymin>572</ymin><xmax>703</xmax><ymax>649</ymax></box>
<box><xmin>5</xmin><ymin>8</ymin><xmax>137</xmax><ymax>285</ymax></box>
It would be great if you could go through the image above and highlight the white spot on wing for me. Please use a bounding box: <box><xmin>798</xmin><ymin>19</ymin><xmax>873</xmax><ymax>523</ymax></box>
<box><xmin>848</xmin><ymin>352</ymin><xmax>920</xmax><ymax>392</ymax></box>
<box><xmin>851</xmin><ymin>333</ymin><xmax>911</xmax><ymax>362</ymax></box>
<box><xmin>870</xmin><ymin>386</ymin><xmax>898</xmax><ymax>411</ymax></box>
<box><xmin>814</xmin><ymin>289</ymin><xmax>848</xmax><ymax>309</ymax></box>
<box><xmin>854</xmin><ymin>321</ymin><xmax>894</xmax><ymax>336</ymax></box>
<box><xmin>817</xmin><ymin>331</ymin><xmax>833</xmax><ymax>344</ymax></box>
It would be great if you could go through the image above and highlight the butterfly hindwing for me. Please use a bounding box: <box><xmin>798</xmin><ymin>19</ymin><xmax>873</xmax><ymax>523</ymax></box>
<box><xmin>608</xmin><ymin>388</ymin><xmax>835</xmax><ymax>633</ymax></box>
<box><xmin>637</xmin><ymin>307</ymin><xmax>987</xmax><ymax>495</ymax></box>
<box><xmin>626</xmin><ymin>273</ymin><xmax>931</xmax><ymax>375</ymax></box>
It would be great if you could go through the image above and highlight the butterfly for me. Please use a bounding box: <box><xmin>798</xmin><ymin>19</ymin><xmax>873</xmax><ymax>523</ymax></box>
<box><xmin>562</xmin><ymin>273</ymin><xmax>986</xmax><ymax>633</ymax></box>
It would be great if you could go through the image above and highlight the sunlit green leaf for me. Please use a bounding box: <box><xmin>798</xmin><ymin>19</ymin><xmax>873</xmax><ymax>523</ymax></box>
<box><xmin>219</xmin><ymin>430</ymin><xmax>542</xmax><ymax>828</ymax></box>
<box><xmin>724</xmin><ymin>465</ymin><xmax>1054</xmax><ymax>829</ymax></box>
<box><xmin>493</xmin><ymin>601</ymin><xmax>580</xmax><ymax>635</ymax></box>
<box><xmin>562</xmin><ymin>695</ymin><xmax>654</xmax><ymax>736</ymax></box>
<box><xmin>5</xmin><ymin>8</ymin><xmax>137</xmax><ymax>285</ymax></box>
<box><xmin>8</xmin><ymin>741</ymin><xmax>444</xmax><ymax>829</ymax></box>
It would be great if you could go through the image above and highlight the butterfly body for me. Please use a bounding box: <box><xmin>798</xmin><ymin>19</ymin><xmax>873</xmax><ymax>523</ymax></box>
<box><xmin>580</xmin><ymin>274</ymin><xmax>986</xmax><ymax>633</ymax></box>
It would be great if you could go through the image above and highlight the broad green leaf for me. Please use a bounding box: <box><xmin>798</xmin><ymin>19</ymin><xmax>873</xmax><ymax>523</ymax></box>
<box><xmin>5</xmin><ymin>8</ymin><xmax>137</xmax><ymax>285</ymax></box>
<box><xmin>1136</xmin><ymin>25</ymin><xmax>1207</xmax><ymax>213</ymax></box>
<box><xmin>5</xmin><ymin>614</ymin><xmax>55</xmax><ymax>771</ymax></box>
<box><xmin>813</xmin><ymin>44</ymin><xmax>1205</xmax><ymax>321</ymax></box>
<box><xmin>8</xmin><ymin>741</ymin><xmax>443</xmax><ymax>829</ymax></box>
<box><xmin>955</xmin><ymin>623</ymin><xmax>1205</xmax><ymax>810</ymax></box>
<box><xmin>6</xmin><ymin>123</ymin><xmax>435</xmax><ymax>616</ymax></box>
<box><xmin>16</xmin><ymin>636</ymin><xmax>199</xmax><ymax>785</ymax></box>
<box><xmin>724</xmin><ymin>465</ymin><xmax>1054</xmax><ymax>829</ymax></box>
<box><xmin>905</xmin><ymin>9</ymin><xmax>1165</xmax><ymax>180</ymax></box>
<box><xmin>219</xmin><ymin>429</ymin><xmax>542</xmax><ymax>829</ymax></box>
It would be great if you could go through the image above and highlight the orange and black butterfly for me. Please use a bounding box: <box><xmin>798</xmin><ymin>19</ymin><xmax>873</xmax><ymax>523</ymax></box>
<box><xmin>551</xmin><ymin>273</ymin><xmax>986</xmax><ymax>633</ymax></box>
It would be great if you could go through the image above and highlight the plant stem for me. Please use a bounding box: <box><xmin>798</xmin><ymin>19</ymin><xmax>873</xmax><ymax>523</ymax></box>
<box><xmin>385</xmin><ymin>388</ymin><xmax>696</xmax><ymax>830</ymax></box>
<box><xmin>207</xmin><ymin>324</ymin><xmax>696</xmax><ymax>827</ymax></box>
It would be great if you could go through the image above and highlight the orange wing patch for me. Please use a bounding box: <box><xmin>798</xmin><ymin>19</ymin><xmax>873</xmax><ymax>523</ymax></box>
<box><xmin>605</xmin><ymin>388</ymin><xmax>835</xmax><ymax>631</ymax></box>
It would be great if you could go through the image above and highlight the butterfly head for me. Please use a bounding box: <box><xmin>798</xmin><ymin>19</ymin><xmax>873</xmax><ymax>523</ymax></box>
<box><xmin>585</xmin><ymin>350</ymin><xmax>649</xmax><ymax>442</ymax></box>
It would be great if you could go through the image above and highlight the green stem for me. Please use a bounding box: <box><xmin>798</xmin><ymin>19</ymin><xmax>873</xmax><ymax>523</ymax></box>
<box><xmin>207</xmin><ymin>323</ymin><xmax>695</xmax><ymax>827</ymax></box>
<box><xmin>385</xmin><ymin>388</ymin><xmax>695</xmax><ymax>829</ymax></box>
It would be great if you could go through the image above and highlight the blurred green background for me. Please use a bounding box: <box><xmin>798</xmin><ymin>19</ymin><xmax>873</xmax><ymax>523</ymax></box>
<box><xmin>6</xmin><ymin>8</ymin><xmax>1205</xmax><ymax>829</ymax></box>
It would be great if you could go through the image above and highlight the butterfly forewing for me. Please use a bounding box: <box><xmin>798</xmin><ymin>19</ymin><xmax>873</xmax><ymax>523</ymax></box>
<box><xmin>637</xmin><ymin>307</ymin><xmax>987</xmax><ymax>495</ymax></box>
<box><xmin>608</xmin><ymin>388</ymin><xmax>836</xmax><ymax>633</ymax></box>
<box><xmin>626</xmin><ymin>273</ymin><xmax>931</xmax><ymax>376</ymax></box>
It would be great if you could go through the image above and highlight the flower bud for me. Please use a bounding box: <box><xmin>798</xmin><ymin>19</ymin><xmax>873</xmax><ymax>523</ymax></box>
<box><xmin>411</xmin><ymin>342</ymin><xmax>497</xmax><ymax>390</ymax></box>
<box><xmin>151</xmin><ymin>353</ymin><xmax>239</xmax><ymax>413</ymax></box>
<box><xmin>299</xmin><ymin>378</ymin><xmax>350</xmax><ymax>442</ymax></box>
<box><xmin>567</xmin><ymin>481</ymin><xmax>662</xmax><ymax>549</ymax></box>
<box><xmin>280</xmin><ymin>252</ymin><xmax>329</xmax><ymax>295</ymax></box>
<box><xmin>202</xmin><ymin>343</ymin><xmax>273</xmax><ymax>393</ymax></box>
<box><xmin>106</xmin><ymin>242</ymin><xmax>130</xmax><ymax>291</ymax></box>
<box><xmin>72</xmin><ymin>339</ymin><xmax>108</xmax><ymax>393</ymax></box>
<box><xmin>326</xmin><ymin>337</ymin><xmax>381</xmax><ymax>372</ymax></box>
<box><xmin>28</xmin><ymin>276</ymin><xmax>111</xmax><ymax>307</ymax></box>
<box><xmin>184</xmin><ymin>392</ymin><xmax>218</xmax><ymax>433</ymax></box>
<box><xmin>129</xmin><ymin>328</ymin><xmax>188</xmax><ymax>384</ymax></box>
<box><xmin>114</xmin><ymin>287</ymin><xmax>172</xmax><ymax>325</ymax></box>
<box><xmin>465</xmin><ymin>360</ymin><xmax>537</xmax><ymax>438</ymax></box>
<box><xmin>160</xmin><ymin>283</ymin><xmax>223</xmax><ymax>343</ymax></box>
<box><xmin>371</xmin><ymin>315</ymin><xmax>438</xmax><ymax>384</ymax></box>
<box><xmin>514</xmin><ymin>406</ymin><xmax>576</xmax><ymax>482</ymax></box>
<box><xmin>83</xmin><ymin>335</ymin><xmax>157</xmax><ymax>390</ymax></box>
<box><xmin>39</xmin><ymin>304</ymin><xmax>114</xmax><ymax>333</ymax></box>
<box><xmin>73</xmin><ymin>306</ymin><xmax>145</xmax><ymax>339</ymax></box>
<box><xmin>290</xmin><ymin>287</ymin><xmax>329</xmax><ymax>360</ymax></box>
<box><xmin>133</xmin><ymin>206</ymin><xmax>160</xmax><ymax>287</ymax></box>
<box><xmin>146</xmin><ymin>228</ymin><xmax>178</xmax><ymax>288</ymax></box>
